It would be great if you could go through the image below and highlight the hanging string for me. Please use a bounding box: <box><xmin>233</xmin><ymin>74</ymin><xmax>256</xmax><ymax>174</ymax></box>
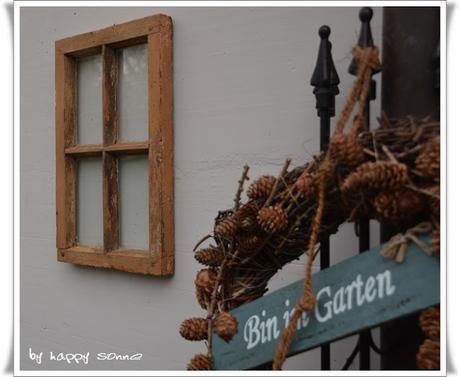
<box><xmin>272</xmin><ymin>45</ymin><xmax>380</xmax><ymax>370</ymax></box>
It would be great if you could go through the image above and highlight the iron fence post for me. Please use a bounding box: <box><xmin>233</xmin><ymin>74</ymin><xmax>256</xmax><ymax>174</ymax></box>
<box><xmin>310</xmin><ymin>24</ymin><xmax>339</xmax><ymax>371</ymax></box>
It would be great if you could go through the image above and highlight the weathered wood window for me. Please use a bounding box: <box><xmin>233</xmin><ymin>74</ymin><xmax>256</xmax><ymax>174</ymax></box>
<box><xmin>55</xmin><ymin>15</ymin><xmax>174</xmax><ymax>276</ymax></box>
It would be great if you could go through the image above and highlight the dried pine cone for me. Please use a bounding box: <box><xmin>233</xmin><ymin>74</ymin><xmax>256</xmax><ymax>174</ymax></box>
<box><xmin>179</xmin><ymin>317</ymin><xmax>208</xmax><ymax>341</ymax></box>
<box><xmin>416</xmin><ymin>137</ymin><xmax>440</xmax><ymax>181</ymax></box>
<box><xmin>373</xmin><ymin>189</ymin><xmax>425</xmax><ymax>219</ymax></box>
<box><xmin>419</xmin><ymin>307</ymin><xmax>440</xmax><ymax>340</ymax></box>
<box><xmin>295</xmin><ymin>172</ymin><xmax>316</xmax><ymax>197</ymax></box>
<box><xmin>187</xmin><ymin>353</ymin><xmax>212</xmax><ymax>370</ymax></box>
<box><xmin>195</xmin><ymin>269</ymin><xmax>217</xmax><ymax>309</ymax></box>
<box><xmin>234</xmin><ymin>202</ymin><xmax>260</xmax><ymax>231</ymax></box>
<box><xmin>247</xmin><ymin>175</ymin><xmax>276</xmax><ymax>200</ymax></box>
<box><xmin>235</xmin><ymin>201</ymin><xmax>260</xmax><ymax>219</ymax></box>
<box><xmin>237</xmin><ymin>235</ymin><xmax>261</xmax><ymax>253</ymax></box>
<box><xmin>341</xmin><ymin>161</ymin><xmax>408</xmax><ymax>193</ymax></box>
<box><xmin>330</xmin><ymin>133</ymin><xmax>365</xmax><ymax>168</ymax></box>
<box><xmin>195</xmin><ymin>247</ymin><xmax>224</xmax><ymax>267</ymax></box>
<box><xmin>214</xmin><ymin>217</ymin><xmax>238</xmax><ymax>239</ymax></box>
<box><xmin>257</xmin><ymin>206</ymin><xmax>288</xmax><ymax>233</ymax></box>
<box><xmin>196</xmin><ymin>288</ymin><xmax>208</xmax><ymax>310</ymax></box>
<box><xmin>416</xmin><ymin>339</ymin><xmax>440</xmax><ymax>370</ymax></box>
<box><xmin>432</xmin><ymin>227</ymin><xmax>440</xmax><ymax>256</ymax></box>
<box><xmin>214</xmin><ymin>312</ymin><xmax>238</xmax><ymax>343</ymax></box>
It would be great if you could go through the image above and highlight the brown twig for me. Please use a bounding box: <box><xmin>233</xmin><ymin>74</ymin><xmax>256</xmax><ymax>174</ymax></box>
<box><xmin>264</xmin><ymin>159</ymin><xmax>291</xmax><ymax>207</ymax></box>
<box><xmin>193</xmin><ymin>234</ymin><xmax>213</xmax><ymax>252</ymax></box>
<box><xmin>234</xmin><ymin>164</ymin><xmax>250</xmax><ymax>212</ymax></box>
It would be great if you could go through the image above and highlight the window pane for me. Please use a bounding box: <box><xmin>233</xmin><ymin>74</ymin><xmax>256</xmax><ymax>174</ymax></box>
<box><xmin>77</xmin><ymin>158</ymin><xmax>103</xmax><ymax>246</ymax></box>
<box><xmin>119</xmin><ymin>155</ymin><xmax>149</xmax><ymax>250</ymax></box>
<box><xmin>77</xmin><ymin>54</ymin><xmax>102</xmax><ymax>144</ymax></box>
<box><xmin>118</xmin><ymin>44</ymin><xmax>148</xmax><ymax>142</ymax></box>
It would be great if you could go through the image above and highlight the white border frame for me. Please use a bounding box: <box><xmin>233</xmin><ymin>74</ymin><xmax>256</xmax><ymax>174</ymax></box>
<box><xmin>13</xmin><ymin>1</ymin><xmax>447</xmax><ymax>376</ymax></box>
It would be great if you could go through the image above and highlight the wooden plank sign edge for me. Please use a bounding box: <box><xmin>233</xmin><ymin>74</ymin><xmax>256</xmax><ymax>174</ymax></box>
<box><xmin>212</xmin><ymin>236</ymin><xmax>440</xmax><ymax>370</ymax></box>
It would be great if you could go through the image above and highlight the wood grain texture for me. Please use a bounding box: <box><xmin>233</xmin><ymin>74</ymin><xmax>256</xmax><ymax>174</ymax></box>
<box><xmin>65</xmin><ymin>144</ymin><xmax>103</xmax><ymax>156</ymax></box>
<box><xmin>104</xmin><ymin>142</ymin><xmax>149</xmax><ymax>154</ymax></box>
<box><xmin>64</xmin><ymin>142</ymin><xmax>149</xmax><ymax>156</ymax></box>
<box><xmin>102</xmin><ymin>45</ymin><xmax>119</xmax><ymax>252</ymax></box>
<box><xmin>148</xmin><ymin>17</ymin><xmax>174</xmax><ymax>276</ymax></box>
<box><xmin>55</xmin><ymin>14</ymin><xmax>170</xmax><ymax>55</ymax></box>
<box><xmin>56</xmin><ymin>51</ymin><xmax>77</xmax><ymax>249</ymax></box>
<box><xmin>58</xmin><ymin>246</ymin><xmax>162</xmax><ymax>275</ymax></box>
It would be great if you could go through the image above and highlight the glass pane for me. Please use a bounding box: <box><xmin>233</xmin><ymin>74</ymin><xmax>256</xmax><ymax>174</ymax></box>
<box><xmin>77</xmin><ymin>158</ymin><xmax>103</xmax><ymax>247</ymax></box>
<box><xmin>119</xmin><ymin>155</ymin><xmax>149</xmax><ymax>250</ymax></box>
<box><xmin>118</xmin><ymin>44</ymin><xmax>148</xmax><ymax>142</ymax></box>
<box><xmin>77</xmin><ymin>54</ymin><xmax>102</xmax><ymax>144</ymax></box>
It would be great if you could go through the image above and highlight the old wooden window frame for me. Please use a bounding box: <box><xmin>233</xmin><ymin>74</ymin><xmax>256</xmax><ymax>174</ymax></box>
<box><xmin>55</xmin><ymin>14</ymin><xmax>174</xmax><ymax>276</ymax></box>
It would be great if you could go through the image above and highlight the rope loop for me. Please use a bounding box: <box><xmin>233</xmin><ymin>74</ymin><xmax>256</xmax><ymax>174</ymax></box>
<box><xmin>380</xmin><ymin>222</ymin><xmax>433</xmax><ymax>263</ymax></box>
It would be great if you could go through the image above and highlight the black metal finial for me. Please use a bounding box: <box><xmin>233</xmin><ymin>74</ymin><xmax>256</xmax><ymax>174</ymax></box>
<box><xmin>349</xmin><ymin>7</ymin><xmax>381</xmax><ymax>75</ymax></box>
<box><xmin>310</xmin><ymin>25</ymin><xmax>340</xmax><ymax>117</ymax></box>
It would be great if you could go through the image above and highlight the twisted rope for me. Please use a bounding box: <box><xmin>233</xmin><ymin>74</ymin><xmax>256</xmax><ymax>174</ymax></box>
<box><xmin>272</xmin><ymin>45</ymin><xmax>380</xmax><ymax>370</ymax></box>
<box><xmin>334</xmin><ymin>46</ymin><xmax>380</xmax><ymax>137</ymax></box>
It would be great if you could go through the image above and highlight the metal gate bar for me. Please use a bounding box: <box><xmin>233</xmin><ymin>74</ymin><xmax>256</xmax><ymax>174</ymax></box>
<box><xmin>310</xmin><ymin>24</ymin><xmax>339</xmax><ymax>370</ymax></box>
<box><xmin>311</xmin><ymin>7</ymin><xmax>380</xmax><ymax>371</ymax></box>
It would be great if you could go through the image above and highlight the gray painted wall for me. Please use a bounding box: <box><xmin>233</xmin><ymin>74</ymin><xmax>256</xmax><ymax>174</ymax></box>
<box><xmin>20</xmin><ymin>6</ymin><xmax>382</xmax><ymax>371</ymax></box>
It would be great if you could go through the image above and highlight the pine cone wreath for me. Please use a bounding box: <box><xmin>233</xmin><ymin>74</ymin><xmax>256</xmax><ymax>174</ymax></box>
<box><xmin>195</xmin><ymin>247</ymin><xmax>224</xmax><ymax>267</ymax></box>
<box><xmin>214</xmin><ymin>217</ymin><xmax>238</xmax><ymax>239</ymax></box>
<box><xmin>416</xmin><ymin>339</ymin><xmax>440</xmax><ymax>370</ymax></box>
<box><xmin>419</xmin><ymin>307</ymin><xmax>440</xmax><ymax>340</ymax></box>
<box><xmin>295</xmin><ymin>172</ymin><xmax>316</xmax><ymax>197</ymax></box>
<box><xmin>195</xmin><ymin>269</ymin><xmax>217</xmax><ymax>309</ymax></box>
<box><xmin>373</xmin><ymin>189</ymin><xmax>424</xmax><ymax>220</ymax></box>
<box><xmin>247</xmin><ymin>175</ymin><xmax>276</xmax><ymax>200</ymax></box>
<box><xmin>257</xmin><ymin>206</ymin><xmax>288</xmax><ymax>233</ymax></box>
<box><xmin>330</xmin><ymin>133</ymin><xmax>365</xmax><ymax>168</ymax></box>
<box><xmin>416</xmin><ymin>137</ymin><xmax>440</xmax><ymax>181</ymax></box>
<box><xmin>214</xmin><ymin>312</ymin><xmax>238</xmax><ymax>343</ymax></box>
<box><xmin>341</xmin><ymin>161</ymin><xmax>408</xmax><ymax>193</ymax></box>
<box><xmin>187</xmin><ymin>353</ymin><xmax>212</xmax><ymax>370</ymax></box>
<box><xmin>179</xmin><ymin>317</ymin><xmax>208</xmax><ymax>341</ymax></box>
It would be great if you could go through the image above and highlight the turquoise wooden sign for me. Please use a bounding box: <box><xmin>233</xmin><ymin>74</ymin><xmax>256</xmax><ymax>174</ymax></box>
<box><xmin>212</xmin><ymin>237</ymin><xmax>440</xmax><ymax>370</ymax></box>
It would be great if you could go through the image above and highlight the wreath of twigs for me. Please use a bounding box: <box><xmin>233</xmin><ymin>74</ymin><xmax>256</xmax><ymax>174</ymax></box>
<box><xmin>179</xmin><ymin>44</ymin><xmax>441</xmax><ymax>371</ymax></box>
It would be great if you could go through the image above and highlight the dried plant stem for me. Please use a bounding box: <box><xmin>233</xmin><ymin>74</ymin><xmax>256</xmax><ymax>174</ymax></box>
<box><xmin>264</xmin><ymin>159</ymin><xmax>291</xmax><ymax>207</ymax></box>
<box><xmin>193</xmin><ymin>234</ymin><xmax>213</xmax><ymax>252</ymax></box>
<box><xmin>382</xmin><ymin>145</ymin><xmax>399</xmax><ymax>163</ymax></box>
<box><xmin>234</xmin><ymin>164</ymin><xmax>250</xmax><ymax>211</ymax></box>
